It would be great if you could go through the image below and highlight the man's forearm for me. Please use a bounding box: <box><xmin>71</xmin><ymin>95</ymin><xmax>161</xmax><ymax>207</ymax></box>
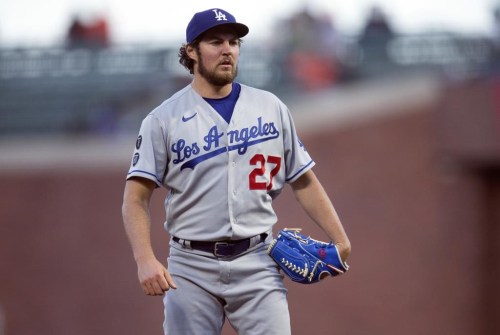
<box><xmin>122</xmin><ymin>199</ymin><xmax>156</xmax><ymax>262</ymax></box>
<box><xmin>291</xmin><ymin>171</ymin><xmax>351</xmax><ymax>260</ymax></box>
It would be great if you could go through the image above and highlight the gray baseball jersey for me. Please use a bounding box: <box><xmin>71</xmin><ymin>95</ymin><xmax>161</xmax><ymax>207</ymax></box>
<box><xmin>127</xmin><ymin>83</ymin><xmax>314</xmax><ymax>241</ymax></box>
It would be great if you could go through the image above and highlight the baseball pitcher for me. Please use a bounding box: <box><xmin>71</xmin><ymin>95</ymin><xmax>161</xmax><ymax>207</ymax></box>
<box><xmin>121</xmin><ymin>8</ymin><xmax>351</xmax><ymax>335</ymax></box>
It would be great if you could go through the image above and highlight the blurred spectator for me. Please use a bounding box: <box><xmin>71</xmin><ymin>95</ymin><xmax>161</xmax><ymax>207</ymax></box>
<box><xmin>66</xmin><ymin>13</ymin><xmax>110</xmax><ymax>49</ymax></box>
<box><xmin>491</xmin><ymin>5</ymin><xmax>500</xmax><ymax>62</ymax></box>
<box><xmin>90</xmin><ymin>16</ymin><xmax>110</xmax><ymax>48</ymax></box>
<box><xmin>358</xmin><ymin>5</ymin><xmax>395</xmax><ymax>74</ymax></box>
<box><xmin>67</xmin><ymin>15</ymin><xmax>87</xmax><ymax>48</ymax></box>
<box><xmin>284</xmin><ymin>7</ymin><xmax>318</xmax><ymax>52</ymax></box>
<box><xmin>492</xmin><ymin>5</ymin><xmax>500</xmax><ymax>49</ymax></box>
<box><xmin>485</xmin><ymin>4</ymin><xmax>500</xmax><ymax>75</ymax></box>
<box><xmin>276</xmin><ymin>6</ymin><xmax>341</xmax><ymax>91</ymax></box>
<box><xmin>316</xmin><ymin>13</ymin><xmax>341</xmax><ymax>56</ymax></box>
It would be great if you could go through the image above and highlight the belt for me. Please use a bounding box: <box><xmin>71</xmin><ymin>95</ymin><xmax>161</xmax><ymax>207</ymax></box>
<box><xmin>173</xmin><ymin>233</ymin><xmax>267</xmax><ymax>258</ymax></box>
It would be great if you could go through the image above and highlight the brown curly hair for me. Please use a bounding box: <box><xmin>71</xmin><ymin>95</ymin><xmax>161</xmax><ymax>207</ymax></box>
<box><xmin>178</xmin><ymin>41</ymin><xmax>200</xmax><ymax>75</ymax></box>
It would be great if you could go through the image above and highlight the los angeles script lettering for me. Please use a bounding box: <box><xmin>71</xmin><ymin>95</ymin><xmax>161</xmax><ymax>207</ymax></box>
<box><xmin>172</xmin><ymin>117</ymin><xmax>279</xmax><ymax>165</ymax></box>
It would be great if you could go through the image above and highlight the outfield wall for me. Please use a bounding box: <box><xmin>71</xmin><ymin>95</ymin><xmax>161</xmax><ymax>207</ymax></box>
<box><xmin>1</xmin><ymin>76</ymin><xmax>499</xmax><ymax>335</ymax></box>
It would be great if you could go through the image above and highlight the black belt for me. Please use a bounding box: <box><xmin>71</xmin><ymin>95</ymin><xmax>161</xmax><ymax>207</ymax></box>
<box><xmin>173</xmin><ymin>233</ymin><xmax>267</xmax><ymax>258</ymax></box>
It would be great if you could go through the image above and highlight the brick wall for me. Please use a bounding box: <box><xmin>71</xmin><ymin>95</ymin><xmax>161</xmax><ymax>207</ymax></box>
<box><xmin>1</xmin><ymin>78</ymin><xmax>499</xmax><ymax>335</ymax></box>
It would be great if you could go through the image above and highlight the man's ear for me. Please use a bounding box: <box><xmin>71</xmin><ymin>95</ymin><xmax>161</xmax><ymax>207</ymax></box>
<box><xmin>186</xmin><ymin>44</ymin><xmax>197</xmax><ymax>62</ymax></box>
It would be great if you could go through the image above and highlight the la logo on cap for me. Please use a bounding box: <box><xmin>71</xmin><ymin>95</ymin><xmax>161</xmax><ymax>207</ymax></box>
<box><xmin>213</xmin><ymin>9</ymin><xmax>227</xmax><ymax>21</ymax></box>
<box><xmin>185</xmin><ymin>8</ymin><xmax>249</xmax><ymax>43</ymax></box>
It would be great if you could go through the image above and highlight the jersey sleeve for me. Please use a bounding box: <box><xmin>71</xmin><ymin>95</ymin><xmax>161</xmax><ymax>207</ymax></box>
<box><xmin>281</xmin><ymin>104</ymin><xmax>315</xmax><ymax>183</ymax></box>
<box><xmin>126</xmin><ymin>114</ymin><xmax>168</xmax><ymax>187</ymax></box>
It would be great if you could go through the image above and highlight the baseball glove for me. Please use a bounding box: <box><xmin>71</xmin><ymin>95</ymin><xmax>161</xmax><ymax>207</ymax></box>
<box><xmin>267</xmin><ymin>228</ymin><xmax>349</xmax><ymax>284</ymax></box>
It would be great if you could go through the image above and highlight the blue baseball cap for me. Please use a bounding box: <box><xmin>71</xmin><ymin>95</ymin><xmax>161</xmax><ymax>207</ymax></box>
<box><xmin>186</xmin><ymin>8</ymin><xmax>249</xmax><ymax>44</ymax></box>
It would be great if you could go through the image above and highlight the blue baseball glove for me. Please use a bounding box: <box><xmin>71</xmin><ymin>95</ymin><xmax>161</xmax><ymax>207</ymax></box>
<box><xmin>267</xmin><ymin>228</ymin><xmax>349</xmax><ymax>284</ymax></box>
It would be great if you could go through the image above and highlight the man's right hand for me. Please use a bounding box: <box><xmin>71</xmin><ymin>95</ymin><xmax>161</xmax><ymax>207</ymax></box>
<box><xmin>137</xmin><ymin>257</ymin><xmax>177</xmax><ymax>296</ymax></box>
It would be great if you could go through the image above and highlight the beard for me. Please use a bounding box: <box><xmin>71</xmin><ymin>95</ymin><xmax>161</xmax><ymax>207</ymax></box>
<box><xmin>196</xmin><ymin>51</ymin><xmax>238</xmax><ymax>86</ymax></box>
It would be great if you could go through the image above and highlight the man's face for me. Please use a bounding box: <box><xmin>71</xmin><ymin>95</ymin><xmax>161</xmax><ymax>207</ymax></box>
<box><xmin>193</xmin><ymin>28</ymin><xmax>240</xmax><ymax>86</ymax></box>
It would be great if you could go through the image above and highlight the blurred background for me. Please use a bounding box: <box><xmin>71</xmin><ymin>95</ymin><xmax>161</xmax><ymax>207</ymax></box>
<box><xmin>1</xmin><ymin>0</ymin><xmax>500</xmax><ymax>334</ymax></box>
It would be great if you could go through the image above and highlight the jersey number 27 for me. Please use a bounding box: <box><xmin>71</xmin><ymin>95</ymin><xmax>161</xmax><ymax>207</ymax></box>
<box><xmin>249</xmin><ymin>154</ymin><xmax>281</xmax><ymax>191</ymax></box>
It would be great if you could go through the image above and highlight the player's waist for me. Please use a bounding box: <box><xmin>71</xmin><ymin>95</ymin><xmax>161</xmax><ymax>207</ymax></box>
<box><xmin>172</xmin><ymin>232</ymin><xmax>268</xmax><ymax>258</ymax></box>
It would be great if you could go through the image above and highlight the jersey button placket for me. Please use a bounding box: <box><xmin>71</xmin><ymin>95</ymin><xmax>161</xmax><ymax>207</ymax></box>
<box><xmin>231</xmin><ymin>160</ymin><xmax>237</xmax><ymax>196</ymax></box>
<box><xmin>227</xmin><ymin>144</ymin><xmax>237</xmax><ymax>227</ymax></box>
<box><xmin>230</xmin><ymin>167</ymin><xmax>238</xmax><ymax>226</ymax></box>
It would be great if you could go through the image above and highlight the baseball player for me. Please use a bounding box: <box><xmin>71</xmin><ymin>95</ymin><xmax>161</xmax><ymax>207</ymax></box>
<box><xmin>121</xmin><ymin>8</ymin><xmax>351</xmax><ymax>335</ymax></box>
